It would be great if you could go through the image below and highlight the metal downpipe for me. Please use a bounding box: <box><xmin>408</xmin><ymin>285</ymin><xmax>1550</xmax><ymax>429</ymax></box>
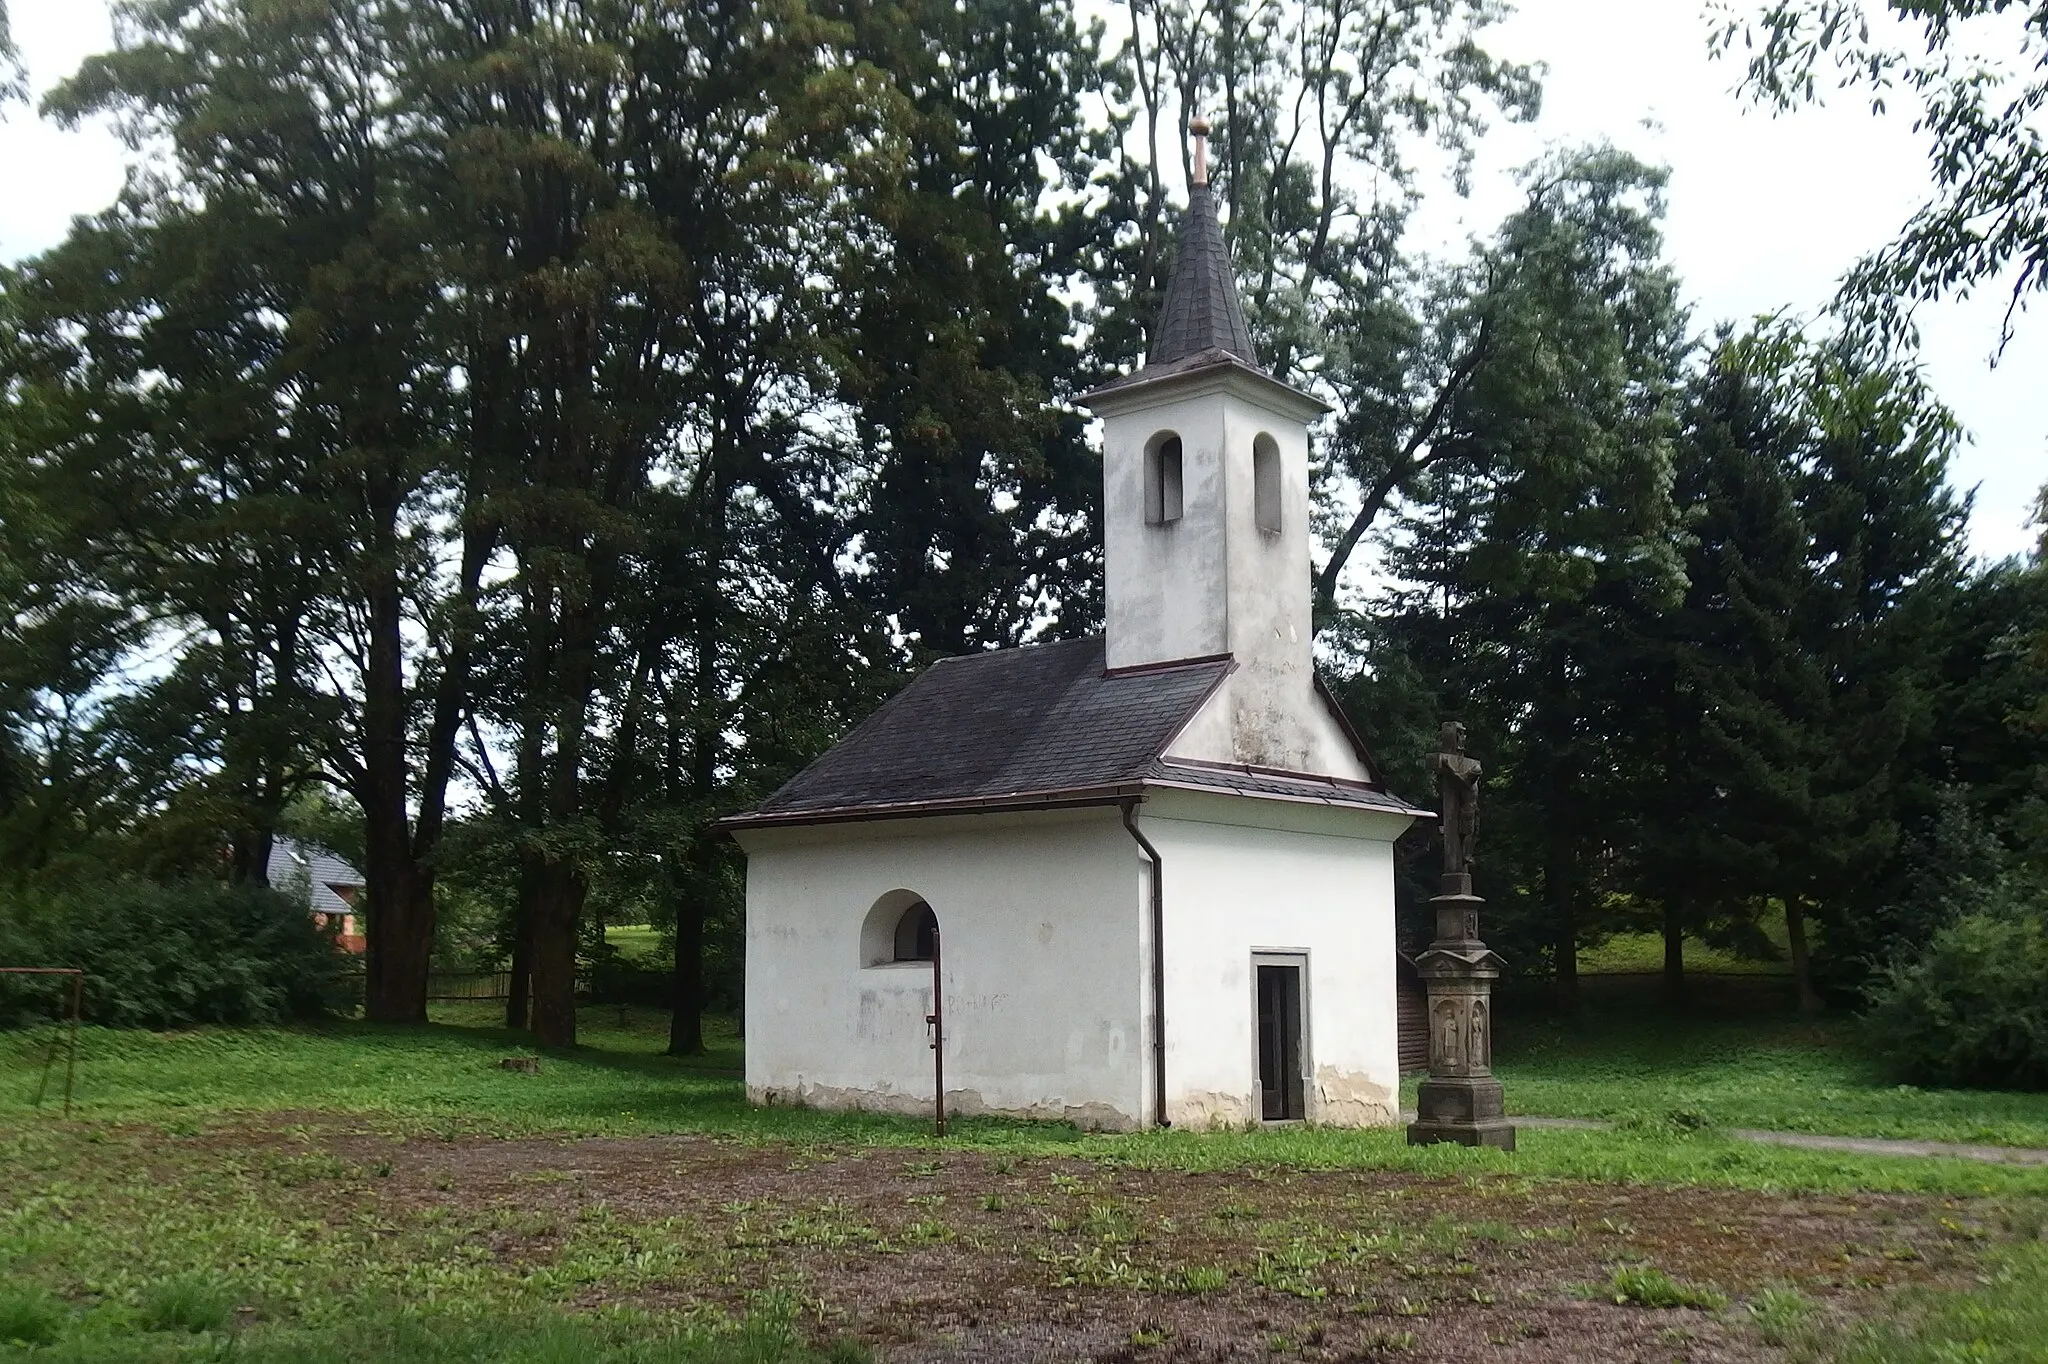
<box><xmin>1121</xmin><ymin>799</ymin><xmax>1170</xmax><ymax>1128</ymax></box>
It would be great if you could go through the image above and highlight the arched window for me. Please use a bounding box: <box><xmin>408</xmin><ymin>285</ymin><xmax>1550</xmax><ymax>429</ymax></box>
<box><xmin>1253</xmin><ymin>433</ymin><xmax>1282</xmax><ymax>534</ymax></box>
<box><xmin>1145</xmin><ymin>433</ymin><xmax>1183</xmax><ymax>526</ymax></box>
<box><xmin>861</xmin><ymin>890</ymin><xmax>939</xmax><ymax>966</ymax></box>
<box><xmin>893</xmin><ymin>901</ymin><xmax>938</xmax><ymax>961</ymax></box>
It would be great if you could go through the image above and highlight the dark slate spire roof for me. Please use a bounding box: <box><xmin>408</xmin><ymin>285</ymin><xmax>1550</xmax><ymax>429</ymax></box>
<box><xmin>1148</xmin><ymin>179</ymin><xmax>1257</xmax><ymax>369</ymax></box>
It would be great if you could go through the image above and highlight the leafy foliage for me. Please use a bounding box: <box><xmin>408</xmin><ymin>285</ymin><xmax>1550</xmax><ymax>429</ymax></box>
<box><xmin>1861</xmin><ymin>887</ymin><xmax>2048</xmax><ymax>1091</ymax></box>
<box><xmin>1715</xmin><ymin>0</ymin><xmax>2048</xmax><ymax>344</ymax></box>
<box><xmin>0</xmin><ymin>878</ymin><xmax>347</xmax><ymax>1029</ymax></box>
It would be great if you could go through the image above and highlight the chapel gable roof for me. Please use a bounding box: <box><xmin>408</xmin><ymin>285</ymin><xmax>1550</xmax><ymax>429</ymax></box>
<box><xmin>724</xmin><ymin>636</ymin><xmax>1418</xmax><ymax>830</ymax></box>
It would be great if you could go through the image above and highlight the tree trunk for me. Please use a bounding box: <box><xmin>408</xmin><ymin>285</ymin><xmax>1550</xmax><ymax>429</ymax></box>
<box><xmin>667</xmin><ymin>901</ymin><xmax>705</xmax><ymax>1056</ymax></box>
<box><xmin>1662</xmin><ymin>898</ymin><xmax>1686</xmax><ymax>1004</ymax></box>
<box><xmin>667</xmin><ymin>854</ymin><xmax>708</xmax><ymax>1056</ymax></box>
<box><xmin>505</xmin><ymin>896</ymin><xmax>533</xmax><ymax>1031</ymax></box>
<box><xmin>230</xmin><ymin>828</ymin><xmax>275</xmax><ymax>887</ymax></box>
<box><xmin>1545</xmin><ymin>829</ymin><xmax>1579</xmax><ymax>1014</ymax></box>
<box><xmin>526</xmin><ymin>858</ymin><xmax>586</xmax><ymax>1047</ymax></box>
<box><xmin>361</xmin><ymin>530</ymin><xmax>435</xmax><ymax>1023</ymax></box>
<box><xmin>1784</xmin><ymin>895</ymin><xmax>1823</xmax><ymax>1015</ymax></box>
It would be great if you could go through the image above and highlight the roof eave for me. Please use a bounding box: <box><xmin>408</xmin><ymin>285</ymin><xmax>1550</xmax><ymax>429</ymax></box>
<box><xmin>1077</xmin><ymin>353</ymin><xmax>1332</xmax><ymax>420</ymax></box>
<box><xmin>714</xmin><ymin>784</ymin><xmax>1148</xmax><ymax>837</ymax></box>
<box><xmin>716</xmin><ymin>771</ymin><xmax>1428</xmax><ymax>837</ymax></box>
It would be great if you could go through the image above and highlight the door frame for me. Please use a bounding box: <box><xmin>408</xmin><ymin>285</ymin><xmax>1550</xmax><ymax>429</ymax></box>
<box><xmin>1250</xmin><ymin>949</ymin><xmax>1312</xmax><ymax>1123</ymax></box>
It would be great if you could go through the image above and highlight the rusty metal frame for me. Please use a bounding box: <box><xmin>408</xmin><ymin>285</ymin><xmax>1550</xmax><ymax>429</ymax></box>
<box><xmin>1</xmin><ymin>968</ymin><xmax>82</xmax><ymax>1116</ymax></box>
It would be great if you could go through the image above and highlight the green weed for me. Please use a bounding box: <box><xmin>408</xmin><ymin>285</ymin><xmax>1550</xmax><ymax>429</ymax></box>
<box><xmin>0</xmin><ymin>1285</ymin><xmax>65</xmax><ymax>1347</ymax></box>
<box><xmin>137</xmin><ymin>1273</ymin><xmax>235</xmax><ymax>1333</ymax></box>
<box><xmin>1603</xmin><ymin>1264</ymin><xmax>1729</xmax><ymax>1311</ymax></box>
<box><xmin>1746</xmin><ymin>1286</ymin><xmax>1812</xmax><ymax>1345</ymax></box>
<box><xmin>1827</xmin><ymin>1242</ymin><xmax>2048</xmax><ymax>1364</ymax></box>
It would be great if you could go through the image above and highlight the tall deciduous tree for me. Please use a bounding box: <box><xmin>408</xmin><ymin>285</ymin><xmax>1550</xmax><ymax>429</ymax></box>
<box><xmin>839</xmin><ymin>0</ymin><xmax>1103</xmax><ymax>655</ymax></box>
<box><xmin>1088</xmin><ymin>0</ymin><xmax>1543</xmax><ymax>607</ymax></box>
<box><xmin>1716</xmin><ymin>0</ymin><xmax>2048</xmax><ymax>344</ymax></box>
<box><xmin>52</xmin><ymin>0</ymin><xmax>462</xmax><ymax>1022</ymax></box>
<box><xmin>1351</xmin><ymin>145</ymin><xmax>1688</xmax><ymax>1005</ymax></box>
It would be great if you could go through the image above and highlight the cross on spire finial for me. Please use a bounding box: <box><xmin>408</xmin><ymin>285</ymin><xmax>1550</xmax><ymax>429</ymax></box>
<box><xmin>1190</xmin><ymin>116</ymin><xmax>1211</xmax><ymax>187</ymax></box>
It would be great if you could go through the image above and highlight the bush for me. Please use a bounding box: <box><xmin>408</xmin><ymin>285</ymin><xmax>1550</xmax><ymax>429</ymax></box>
<box><xmin>0</xmin><ymin>877</ymin><xmax>349</xmax><ymax>1029</ymax></box>
<box><xmin>1860</xmin><ymin>892</ymin><xmax>2048</xmax><ymax>1092</ymax></box>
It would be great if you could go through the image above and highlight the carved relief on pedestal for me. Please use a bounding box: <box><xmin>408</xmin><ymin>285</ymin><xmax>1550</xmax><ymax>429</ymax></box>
<box><xmin>1431</xmin><ymin>998</ymin><xmax>1464</xmax><ymax>1074</ymax></box>
<box><xmin>1467</xmin><ymin>998</ymin><xmax>1489</xmax><ymax>1071</ymax></box>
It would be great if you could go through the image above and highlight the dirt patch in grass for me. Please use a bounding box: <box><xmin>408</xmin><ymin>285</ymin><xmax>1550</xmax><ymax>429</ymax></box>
<box><xmin>165</xmin><ymin>1122</ymin><xmax>1988</xmax><ymax>1363</ymax></box>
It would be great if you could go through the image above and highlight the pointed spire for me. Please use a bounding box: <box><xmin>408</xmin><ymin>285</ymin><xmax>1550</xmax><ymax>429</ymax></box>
<box><xmin>1148</xmin><ymin>116</ymin><xmax>1258</xmax><ymax>370</ymax></box>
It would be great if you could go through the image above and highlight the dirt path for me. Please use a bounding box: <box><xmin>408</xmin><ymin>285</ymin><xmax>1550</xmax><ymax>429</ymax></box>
<box><xmin>1494</xmin><ymin>1115</ymin><xmax>2048</xmax><ymax>1166</ymax></box>
<box><xmin>191</xmin><ymin>1122</ymin><xmax>2004</xmax><ymax>1363</ymax></box>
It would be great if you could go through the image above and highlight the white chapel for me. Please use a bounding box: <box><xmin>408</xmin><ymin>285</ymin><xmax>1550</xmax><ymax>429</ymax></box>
<box><xmin>721</xmin><ymin>128</ymin><xmax>1425</xmax><ymax>1131</ymax></box>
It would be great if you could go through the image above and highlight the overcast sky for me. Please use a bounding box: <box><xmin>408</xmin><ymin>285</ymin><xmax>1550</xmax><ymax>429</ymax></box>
<box><xmin>4</xmin><ymin>0</ymin><xmax>2041</xmax><ymax>561</ymax></box>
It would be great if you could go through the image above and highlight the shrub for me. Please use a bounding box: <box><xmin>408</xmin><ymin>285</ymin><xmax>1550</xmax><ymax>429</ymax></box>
<box><xmin>0</xmin><ymin>877</ymin><xmax>348</xmax><ymax>1029</ymax></box>
<box><xmin>1860</xmin><ymin>892</ymin><xmax>2048</xmax><ymax>1092</ymax></box>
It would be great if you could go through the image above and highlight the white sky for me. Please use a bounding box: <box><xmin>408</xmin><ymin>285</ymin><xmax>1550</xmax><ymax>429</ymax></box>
<box><xmin>4</xmin><ymin>0</ymin><xmax>2041</xmax><ymax>561</ymax></box>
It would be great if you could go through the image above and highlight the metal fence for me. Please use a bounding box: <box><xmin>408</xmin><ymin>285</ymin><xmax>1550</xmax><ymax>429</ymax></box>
<box><xmin>333</xmin><ymin>966</ymin><xmax>671</xmax><ymax>1007</ymax></box>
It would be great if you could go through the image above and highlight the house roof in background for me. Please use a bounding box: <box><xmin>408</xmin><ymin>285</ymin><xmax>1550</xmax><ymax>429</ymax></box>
<box><xmin>722</xmin><ymin>636</ymin><xmax>1418</xmax><ymax>830</ymax></box>
<box><xmin>267</xmin><ymin>837</ymin><xmax>363</xmax><ymax>915</ymax></box>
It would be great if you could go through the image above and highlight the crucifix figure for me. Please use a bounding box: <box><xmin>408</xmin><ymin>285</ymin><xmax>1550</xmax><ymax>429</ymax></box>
<box><xmin>1432</xmin><ymin>721</ymin><xmax>1480</xmax><ymax>882</ymax></box>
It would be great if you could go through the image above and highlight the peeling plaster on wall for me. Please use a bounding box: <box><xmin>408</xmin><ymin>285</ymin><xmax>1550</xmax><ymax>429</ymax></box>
<box><xmin>1170</xmin><ymin>1088</ymin><xmax>1259</xmax><ymax>1130</ymax></box>
<box><xmin>750</xmin><ymin>1082</ymin><xmax>1141</xmax><ymax>1132</ymax></box>
<box><xmin>1313</xmin><ymin>1066</ymin><xmax>1398</xmax><ymax>1127</ymax></box>
<box><xmin>1166</xmin><ymin>676</ymin><xmax>1371</xmax><ymax>781</ymax></box>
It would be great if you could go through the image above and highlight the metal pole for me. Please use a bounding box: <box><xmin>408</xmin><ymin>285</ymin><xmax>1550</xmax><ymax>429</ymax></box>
<box><xmin>32</xmin><ymin>1019</ymin><xmax>56</xmax><ymax>1109</ymax></box>
<box><xmin>928</xmin><ymin>924</ymin><xmax>945</xmax><ymax>1138</ymax></box>
<box><xmin>64</xmin><ymin>972</ymin><xmax>80</xmax><ymax>1117</ymax></box>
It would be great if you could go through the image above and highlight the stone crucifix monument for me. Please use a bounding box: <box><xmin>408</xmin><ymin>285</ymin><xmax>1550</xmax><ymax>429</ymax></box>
<box><xmin>1406</xmin><ymin>721</ymin><xmax>1516</xmax><ymax>1150</ymax></box>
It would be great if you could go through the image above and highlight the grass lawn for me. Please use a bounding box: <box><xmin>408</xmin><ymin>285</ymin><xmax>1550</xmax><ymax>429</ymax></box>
<box><xmin>1493</xmin><ymin>1005</ymin><xmax>2048</xmax><ymax>1150</ymax></box>
<box><xmin>2</xmin><ymin>1006</ymin><xmax>2045</xmax><ymax>1361</ymax></box>
<box><xmin>604</xmin><ymin>924</ymin><xmax>670</xmax><ymax>967</ymax></box>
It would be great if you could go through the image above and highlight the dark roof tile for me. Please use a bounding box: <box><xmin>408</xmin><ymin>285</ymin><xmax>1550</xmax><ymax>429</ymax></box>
<box><xmin>1150</xmin><ymin>182</ymin><xmax>1256</xmax><ymax>368</ymax></box>
<box><xmin>740</xmin><ymin>638</ymin><xmax>1227</xmax><ymax>822</ymax></box>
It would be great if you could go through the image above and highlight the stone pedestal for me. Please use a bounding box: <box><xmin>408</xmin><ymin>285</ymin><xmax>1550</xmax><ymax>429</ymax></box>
<box><xmin>1406</xmin><ymin>874</ymin><xmax>1516</xmax><ymax>1151</ymax></box>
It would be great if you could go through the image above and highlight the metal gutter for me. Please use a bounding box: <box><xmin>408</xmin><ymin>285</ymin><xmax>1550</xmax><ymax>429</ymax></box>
<box><xmin>713</xmin><ymin>785</ymin><xmax>1145</xmax><ymax>836</ymax></box>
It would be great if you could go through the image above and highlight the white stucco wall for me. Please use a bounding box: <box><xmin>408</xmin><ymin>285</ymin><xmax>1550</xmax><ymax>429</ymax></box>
<box><xmin>1091</xmin><ymin>367</ymin><xmax>1338</xmax><ymax>774</ymax></box>
<box><xmin>736</xmin><ymin>807</ymin><xmax>1148</xmax><ymax>1129</ymax></box>
<box><xmin>1141</xmin><ymin>789</ymin><xmax>1411</xmax><ymax>1129</ymax></box>
<box><xmin>737</xmin><ymin>790</ymin><xmax>1413</xmax><ymax>1133</ymax></box>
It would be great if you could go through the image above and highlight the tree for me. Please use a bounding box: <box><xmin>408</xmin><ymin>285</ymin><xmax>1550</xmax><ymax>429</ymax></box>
<box><xmin>1087</xmin><ymin>0</ymin><xmax>1543</xmax><ymax>608</ymax></box>
<box><xmin>1628</xmin><ymin>322</ymin><xmax>1968</xmax><ymax>1010</ymax></box>
<box><xmin>1</xmin><ymin>0</ymin><xmax>23</xmax><ymax>108</ymax></box>
<box><xmin>1629</xmin><ymin>334</ymin><xmax>1816</xmax><ymax>1001</ymax></box>
<box><xmin>1349</xmin><ymin>145</ymin><xmax>1688</xmax><ymax>1006</ymax></box>
<box><xmin>838</xmin><ymin>0</ymin><xmax>1104</xmax><ymax>656</ymax></box>
<box><xmin>1716</xmin><ymin>1</ymin><xmax>2048</xmax><ymax>344</ymax></box>
<box><xmin>51</xmin><ymin>0</ymin><xmax>465</xmax><ymax>1021</ymax></box>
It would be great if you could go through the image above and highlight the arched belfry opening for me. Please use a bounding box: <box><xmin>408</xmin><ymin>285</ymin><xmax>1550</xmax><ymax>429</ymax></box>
<box><xmin>1253</xmin><ymin>433</ymin><xmax>1282</xmax><ymax>533</ymax></box>
<box><xmin>1145</xmin><ymin>432</ymin><xmax>1183</xmax><ymax>525</ymax></box>
<box><xmin>861</xmin><ymin>889</ymin><xmax>937</xmax><ymax>966</ymax></box>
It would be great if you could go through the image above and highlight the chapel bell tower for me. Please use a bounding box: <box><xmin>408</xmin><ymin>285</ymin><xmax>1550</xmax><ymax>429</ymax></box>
<box><xmin>1079</xmin><ymin>120</ymin><xmax>1336</xmax><ymax>773</ymax></box>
